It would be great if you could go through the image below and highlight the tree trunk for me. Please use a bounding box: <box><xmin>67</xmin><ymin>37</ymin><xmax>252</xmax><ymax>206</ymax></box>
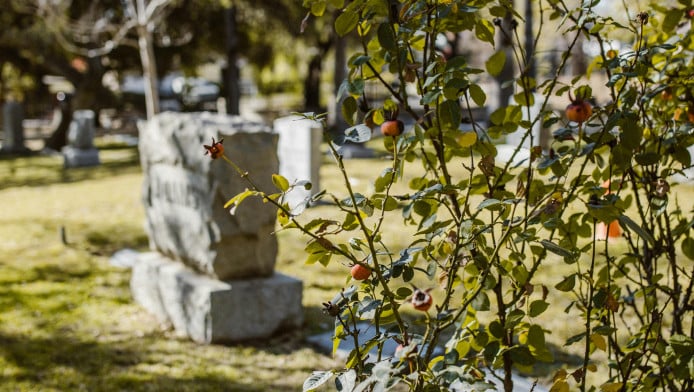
<box><xmin>137</xmin><ymin>0</ymin><xmax>160</xmax><ymax>120</ymax></box>
<box><xmin>304</xmin><ymin>55</ymin><xmax>322</xmax><ymax>113</ymax></box>
<box><xmin>224</xmin><ymin>6</ymin><xmax>240</xmax><ymax>115</ymax></box>
<box><xmin>44</xmin><ymin>94</ymin><xmax>72</xmax><ymax>151</ymax></box>
<box><xmin>573</xmin><ymin>33</ymin><xmax>587</xmax><ymax>75</ymax></box>
<box><xmin>330</xmin><ymin>34</ymin><xmax>347</xmax><ymax>131</ymax></box>
<box><xmin>495</xmin><ymin>10</ymin><xmax>515</xmax><ymax>109</ymax></box>
<box><xmin>524</xmin><ymin>0</ymin><xmax>535</xmax><ymax>81</ymax></box>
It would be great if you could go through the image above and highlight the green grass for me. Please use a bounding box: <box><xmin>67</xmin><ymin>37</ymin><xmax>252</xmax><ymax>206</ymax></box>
<box><xmin>0</xmin><ymin>146</ymin><xmax>338</xmax><ymax>391</ymax></box>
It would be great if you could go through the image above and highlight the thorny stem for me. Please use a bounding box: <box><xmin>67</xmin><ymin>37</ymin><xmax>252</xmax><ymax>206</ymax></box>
<box><xmin>337</xmin><ymin>300</ymin><xmax>367</xmax><ymax>374</ymax></box>
<box><xmin>580</xmin><ymin>222</ymin><xmax>598</xmax><ymax>392</ymax></box>
<box><xmin>326</xmin><ymin>142</ymin><xmax>411</xmax><ymax>344</ymax></box>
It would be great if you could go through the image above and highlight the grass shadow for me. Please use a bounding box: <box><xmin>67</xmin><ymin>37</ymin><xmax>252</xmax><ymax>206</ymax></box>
<box><xmin>0</xmin><ymin>331</ymin><xmax>276</xmax><ymax>391</ymax></box>
<box><xmin>0</xmin><ymin>147</ymin><xmax>141</xmax><ymax>191</ymax></box>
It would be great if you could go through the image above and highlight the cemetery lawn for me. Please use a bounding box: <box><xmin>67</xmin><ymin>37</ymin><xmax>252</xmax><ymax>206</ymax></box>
<box><xmin>0</xmin><ymin>146</ymin><xmax>338</xmax><ymax>392</ymax></box>
<box><xmin>1</xmin><ymin>141</ymin><xmax>692</xmax><ymax>390</ymax></box>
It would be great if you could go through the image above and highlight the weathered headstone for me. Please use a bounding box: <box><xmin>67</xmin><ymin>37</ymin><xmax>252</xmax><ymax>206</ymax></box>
<box><xmin>1</xmin><ymin>101</ymin><xmax>29</xmax><ymax>154</ymax></box>
<box><xmin>274</xmin><ymin>115</ymin><xmax>322</xmax><ymax>210</ymax></box>
<box><xmin>131</xmin><ymin>111</ymin><xmax>303</xmax><ymax>343</ymax></box>
<box><xmin>62</xmin><ymin>110</ymin><xmax>100</xmax><ymax>167</ymax></box>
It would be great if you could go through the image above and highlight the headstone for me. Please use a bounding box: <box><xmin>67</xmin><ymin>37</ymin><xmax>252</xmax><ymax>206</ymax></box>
<box><xmin>62</xmin><ymin>110</ymin><xmax>100</xmax><ymax>167</ymax></box>
<box><xmin>131</xmin><ymin>111</ymin><xmax>303</xmax><ymax>343</ymax></box>
<box><xmin>132</xmin><ymin>253</ymin><xmax>303</xmax><ymax>342</ymax></box>
<box><xmin>274</xmin><ymin>115</ymin><xmax>322</xmax><ymax>210</ymax></box>
<box><xmin>1</xmin><ymin>101</ymin><xmax>29</xmax><ymax>154</ymax></box>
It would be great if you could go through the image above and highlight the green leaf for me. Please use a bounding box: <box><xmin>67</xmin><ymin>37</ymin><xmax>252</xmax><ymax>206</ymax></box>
<box><xmin>393</xmin><ymin>246</ymin><xmax>423</xmax><ymax>267</ymax></box>
<box><xmin>529</xmin><ymin>300</ymin><xmax>549</xmax><ymax>317</ymax></box>
<box><xmin>457</xmin><ymin>131</ymin><xmax>477</xmax><ymax>148</ymax></box>
<box><xmin>508</xmin><ymin>346</ymin><xmax>535</xmax><ymax>366</ymax></box>
<box><xmin>224</xmin><ymin>189</ymin><xmax>256</xmax><ymax>213</ymax></box>
<box><xmin>471</xmin><ymin>291</ymin><xmax>490</xmax><ymax>311</ymax></box>
<box><xmin>489</xmin><ymin>320</ymin><xmax>504</xmax><ymax>339</ymax></box>
<box><xmin>357</xmin><ymin>298</ymin><xmax>381</xmax><ymax>320</ymax></box>
<box><xmin>682</xmin><ymin>237</ymin><xmax>694</xmax><ymax>260</ymax></box>
<box><xmin>611</xmin><ymin>145</ymin><xmax>633</xmax><ymax>170</ymax></box>
<box><xmin>395</xmin><ymin>286</ymin><xmax>412</xmax><ymax>299</ymax></box>
<box><xmin>377</xmin><ymin>23</ymin><xmax>397</xmax><ymax>51</ymax></box>
<box><xmin>617</xmin><ymin>215</ymin><xmax>655</xmax><ymax>245</ymax></box>
<box><xmin>443</xmin><ymin>78</ymin><xmax>468</xmax><ymax>100</ymax></box>
<box><xmin>335</xmin><ymin>370</ymin><xmax>356</xmax><ymax>392</ymax></box>
<box><xmin>512</xmin><ymin>264</ymin><xmax>529</xmax><ymax>285</ymax></box>
<box><xmin>341</xmin><ymin>96</ymin><xmax>358</xmax><ymax>126</ymax></box>
<box><xmin>662</xmin><ymin>9</ymin><xmax>684</xmax><ymax>32</ymax></box>
<box><xmin>565</xmin><ymin>332</ymin><xmax>586</xmax><ymax>346</ymax></box>
<box><xmin>540</xmin><ymin>240</ymin><xmax>574</xmax><ymax>260</ymax></box>
<box><xmin>591</xmin><ymin>333</ymin><xmax>607</xmax><ymax>351</ymax></box>
<box><xmin>422</xmin><ymin>90</ymin><xmax>442</xmax><ymax>104</ymax></box>
<box><xmin>669</xmin><ymin>334</ymin><xmax>694</xmax><ymax>356</ymax></box>
<box><xmin>277</xmin><ymin>206</ymin><xmax>290</xmax><ymax>226</ymax></box>
<box><xmin>374</xmin><ymin>168</ymin><xmax>394</xmax><ymax>192</ymax></box>
<box><xmin>635</xmin><ymin>152</ymin><xmax>660</xmax><ymax>166</ymax></box>
<box><xmin>483</xmin><ymin>340</ymin><xmax>499</xmax><ymax>363</ymax></box>
<box><xmin>332</xmin><ymin>323</ymin><xmax>344</xmax><ymax>356</ymax></box>
<box><xmin>426</xmin><ymin>260</ymin><xmax>437</xmax><ymax>279</ymax></box>
<box><xmin>383</xmin><ymin>196</ymin><xmax>399</xmax><ymax>211</ymax></box>
<box><xmin>513</xmin><ymin>91</ymin><xmax>534</xmax><ymax>106</ymax></box>
<box><xmin>335</xmin><ymin>12</ymin><xmax>359</xmax><ymax>36</ymax></box>
<box><xmin>438</xmin><ymin>100</ymin><xmax>462</xmax><ymax>131</ymax></box>
<box><xmin>310</xmin><ymin>1</ymin><xmax>326</xmax><ymax>16</ymax></box>
<box><xmin>527</xmin><ymin>324</ymin><xmax>546</xmax><ymax>351</ymax></box>
<box><xmin>620</xmin><ymin>117</ymin><xmax>642</xmax><ymax>150</ymax></box>
<box><xmin>477</xmin><ymin>198</ymin><xmax>501</xmax><ymax>211</ymax></box>
<box><xmin>475</xmin><ymin>19</ymin><xmax>495</xmax><ymax>45</ymax></box>
<box><xmin>343</xmin><ymin>124</ymin><xmax>372</xmax><ymax>143</ymax></box>
<box><xmin>328</xmin><ymin>0</ymin><xmax>344</xmax><ymax>8</ymax></box>
<box><xmin>555</xmin><ymin>274</ymin><xmax>576</xmax><ymax>292</ymax></box>
<box><xmin>505</xmin><ymin>309</ymin><xmax>525</xmax><ymax>329</ymax></box>
<box><xmin>527</xmin><ymin>324</ymin><xmax>553</xmax><ymax>362</ymax></box>
<box><xmin>272</xmin><ymin>174</ymin><xmax>290</xmax><ymax>192</ymax></box>
<box><xmin>347</xmin><ymin>79</ymin><xmax>365</xmax><ymax>95</ymax></box>
<box><xmin>468</xmin><ymin>84</ymin><xmax>486</xmax><ymax>106</ymax></box>
<box><xmin>489</xmin><ymin>6</ymin><xmax>506</xmax><ymax>17</ymax></box>
<box><xmin>303</xmin><ymin>370</ymin><xmax>333</xmax><ymax>391</ymax></box>
<box><xmin>402</xmin><ymin>266</ymin><xmax>414</xmax><ymax>282</ymax></box>
<box><xmin>485</xmin><ymin>50</ymin><xmax>506</xmax><ymax>77</ymax></box>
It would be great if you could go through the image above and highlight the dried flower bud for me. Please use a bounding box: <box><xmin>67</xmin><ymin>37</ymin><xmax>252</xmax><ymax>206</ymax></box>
<box><xmin>203</xmin><ymin>137</ymin><xmax>224</xmax><ymax>159</ymax></box>
<box><xmin>411</xmin><ymin>288</ymin><xmax>433</xmax><ymax>311</ymax></box>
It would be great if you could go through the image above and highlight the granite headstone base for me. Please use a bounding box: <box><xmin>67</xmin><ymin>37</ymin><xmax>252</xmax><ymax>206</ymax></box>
<box><xmin>131</xmin><ymin>252</ymin><xmax>303</xmax><ymax>343</ymax></box>
<box><xmin>63</xmin><ymin>146</ymin><xmax>100</xmax><ymax>168</ymax></box>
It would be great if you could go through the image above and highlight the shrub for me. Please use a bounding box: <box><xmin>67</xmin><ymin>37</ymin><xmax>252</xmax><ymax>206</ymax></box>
<box><xmin>226</xmin><ymin>1</ymin><xmax>694</xmax><ymax>391</ymax></box>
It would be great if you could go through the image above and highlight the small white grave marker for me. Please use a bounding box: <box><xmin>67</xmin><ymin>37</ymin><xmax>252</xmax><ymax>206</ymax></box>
<box><xmin>274</xmin><ymin>115</ymin><xmax>322</xmax><ymax>210</ymax></box>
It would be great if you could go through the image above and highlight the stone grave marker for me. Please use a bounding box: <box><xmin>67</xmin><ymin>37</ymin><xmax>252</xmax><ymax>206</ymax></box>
<box><xmin>496</xmin><ymin>93</ymin><xmax>542</xmax><ymax>166</ymax></box>
<box><xmin>63</xmin><ymin>110</ymin><xmax>100</xmax><ymax>167</ymax></box>
<box><xmin>1</xmin><ymin>101</ymin><xmax>29</xmax><ymax>154</ymax></box>
<box><xmin>274</xmin><ymin>115</ymin><xmax>322</xmax><ymax>210</ymax></box>
<box><xmin>131</xmin><ymin>111</ymin><xmax>303</xmax><ymax>343</ymax></box>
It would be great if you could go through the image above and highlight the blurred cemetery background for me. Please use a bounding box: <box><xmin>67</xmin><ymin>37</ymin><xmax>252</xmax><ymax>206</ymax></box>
<box><xmin>0</xmin><ymin>1</ymin><xmax>630</xmax><ymax>156</ymax></box>
<box><xmin>1</xmin><ymin>1</ymin><xmax>690</xmax><ymax>391</ymax></box>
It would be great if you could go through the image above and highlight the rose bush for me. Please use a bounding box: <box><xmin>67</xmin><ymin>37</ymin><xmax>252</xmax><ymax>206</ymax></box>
<box><xmin>225</xmin><ymin>1</ymin><xmax>694</xmax><ymax>391</ymax></box>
